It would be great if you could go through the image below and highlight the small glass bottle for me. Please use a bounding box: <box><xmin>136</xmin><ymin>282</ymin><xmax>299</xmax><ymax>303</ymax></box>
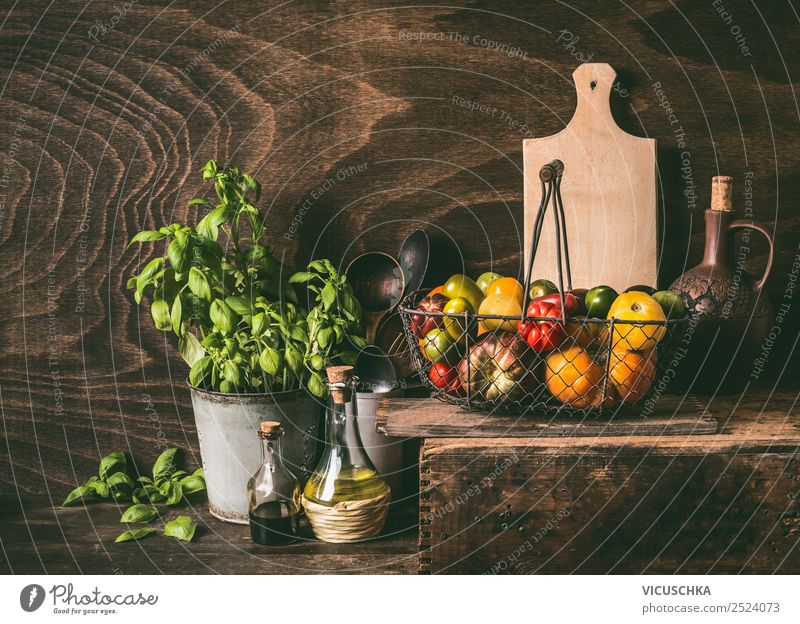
<box><xmin>247</xmin><ymin>421</ymin><xmax>301</xmax><ymax>545</ymax></box>
<box><xmin>302</xmin><ymin>366</ymin><xmax>391</xmax><ymax>542</ymax></box>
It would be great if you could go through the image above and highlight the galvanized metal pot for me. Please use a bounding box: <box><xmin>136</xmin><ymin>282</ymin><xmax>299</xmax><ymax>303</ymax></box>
<box><xmin>188</xmin><ymin>385</ymin><xmax>323</xmax><ymax>524</ymax></box>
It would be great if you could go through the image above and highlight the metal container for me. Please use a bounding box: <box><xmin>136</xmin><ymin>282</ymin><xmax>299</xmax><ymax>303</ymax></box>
<box><xmin>356</xmin><ymin>390</ymin><xmax>407</xmax><ymax>497</ymax></box>
<box><xmin>189</xmin><ymin>385</ymin><xmax>323</xmax><ymax>524</ymax></box>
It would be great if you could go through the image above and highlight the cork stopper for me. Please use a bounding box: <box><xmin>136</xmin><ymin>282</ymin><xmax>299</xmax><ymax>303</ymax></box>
<box><xmin>258</xmin><ymin>421</ymin><xmax>283</xmax><ymax>439</ymax></box>
<box><xmin>326</xmin><ymin>365</ymin><xmax>354</xmax><ymax>404</ymax></box>
<box><xmin>711</xmin><ymin>176</ymin><xmax>733</xmax><ymax>211</ymax></box>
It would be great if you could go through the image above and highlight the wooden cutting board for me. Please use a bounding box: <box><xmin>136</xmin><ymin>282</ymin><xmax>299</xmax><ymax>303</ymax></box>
<box><xmin>523</xmin><ymin>63</ymin><xmax>657</xmax><ymax>293</ymax></box>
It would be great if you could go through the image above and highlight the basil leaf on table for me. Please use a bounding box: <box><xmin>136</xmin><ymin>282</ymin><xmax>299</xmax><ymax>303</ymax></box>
<box><xmin>153</xmin><ymin>448</ymin><xmax>178</xmax><ymax>481</ymax></box>
<box><xmin>62</xmin><ymin>485</ymin><xmax>92</xmax><ymax>506</ymax></box>
<box><xmin>132</xmin><ymin>484</ymin><xmax>165</xmax><ymax>504</ymax></box>
<box><xmin>106</xmin><ymin>472</ymin><xmax>134</xmax><ymax>489</ymax></box>
<box><xmin>120</xmin><ymin>504</ymin><xmax>159</xmax><ymax>524</ymax></box>
<box><xmin>165</xmin><ymin>482</ymin><xmax>183</xmax><ymax>506</ymax></box>
<box><xmin>99</xmin><ymin>451</ymin><xmax>126</xmax><ymax>480</ymax></box>
<box><xmin>164</xmin><ymin>516</ymin><xmax>197</xmax><ymax>542</ymax></box>
<box><xmin>89</xmin><ymin>480</ymin><xmax>109</xmax><ymax>498</ymax></box>
<box><xmin>179</xmin><ymin>474</ymin><xmax>206</xmax><ymax>496</ymax></box>
<box><xmin>115</xmin><ymin>528</ymin><xmax>156</xmax><ymax>543</ymax></box>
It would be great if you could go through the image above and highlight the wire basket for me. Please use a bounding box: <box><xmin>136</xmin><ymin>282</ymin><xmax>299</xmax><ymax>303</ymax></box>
<box><xmin>397</xmin><ymin>160</ymin><xmax>689</xmax><ymax>416</ymax></box>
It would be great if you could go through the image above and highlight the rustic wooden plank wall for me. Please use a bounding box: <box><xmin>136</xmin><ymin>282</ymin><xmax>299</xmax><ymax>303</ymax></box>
<box><xmin>1</xmin><ymin>1</ymin><xmax>798</xmax><ymax>494</ymax></box>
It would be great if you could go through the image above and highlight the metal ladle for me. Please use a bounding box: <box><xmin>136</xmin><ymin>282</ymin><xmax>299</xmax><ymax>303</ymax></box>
<box><xmin>346</xmin><ymin>251</ymin><xmax>405</xmax><ymax>345</ymax></box>
<box><xmin>355</xmin><ymin>345</ymin><xmax>398</xmax><ymax>393</ymax></box>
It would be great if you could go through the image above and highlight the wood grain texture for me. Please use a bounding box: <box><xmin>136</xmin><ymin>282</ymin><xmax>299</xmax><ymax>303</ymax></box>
<box><xmin>376</xmin><ymin>395</ymin><xmax>718</xmax><ymax>438</ymax></box>
<box><xmin>0</xmin><ymin>1</ymin><xmax>798</xmax><ymax>498</ymax></box>
<box><xmin>418</xmin><ymin>388</ymin><xmax>800</xmax><ymax>573</ymax></box>
<box><xmin>524</xmin><ymin>63</ymin><xmax>658</xmax><ymax>292</ymax></box>
<box><xmin>0</xmin><ymin>496</ymin><xmax>418</xmax><ymax>574</ymax></box>
<box><xmin>420</xmin><ymin>443</ymin><xmax>800</xmax><ymax>574</ymax></box>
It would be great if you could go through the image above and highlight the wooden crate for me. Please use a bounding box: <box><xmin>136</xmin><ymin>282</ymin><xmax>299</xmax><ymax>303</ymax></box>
<box><xmin>379</xmin><ymin>391</ymin><xmax>800</xmax><ymax>574</ymax></box>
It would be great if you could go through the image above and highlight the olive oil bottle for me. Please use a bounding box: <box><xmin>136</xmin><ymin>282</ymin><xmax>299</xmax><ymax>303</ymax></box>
<box><xmin>302</xmin><ymin>366</ymin><xmax>390</xmax><ymax>542</ymax></box>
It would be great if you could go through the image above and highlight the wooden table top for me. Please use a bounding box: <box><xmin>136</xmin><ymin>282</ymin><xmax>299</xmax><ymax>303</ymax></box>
<box><xmin>0</xmin><ymin>496</ymin><xmax>419</xmax><ymax>575</ymax></box>
<box><xmin>378</xmin><ymin>388</ymin><xmax>800</xmax><ymax>454</ymax></box>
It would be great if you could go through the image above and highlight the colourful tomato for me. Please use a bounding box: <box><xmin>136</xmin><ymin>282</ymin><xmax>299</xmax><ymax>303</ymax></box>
<box><xmin>478</xmin><ymin>293</ymin><xmax>521</xmax><ymax>332</ymax></box>
<box><xmin>486</xmin><ymin>277</ymin><xmax>525</xmax><ymax>306</ymax></box>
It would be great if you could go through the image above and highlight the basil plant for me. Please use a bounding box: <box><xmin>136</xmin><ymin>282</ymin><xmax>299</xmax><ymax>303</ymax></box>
<box><xmin>128</xmin><ymin>161</ymin><xmax>366</xmax><ymax>397</ymax></box>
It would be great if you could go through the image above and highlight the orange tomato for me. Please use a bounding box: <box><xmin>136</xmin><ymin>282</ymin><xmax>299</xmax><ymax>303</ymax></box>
<box><xmin>427</xmin><ymin>285</ymin><xmax>444</xmax><ymax>298</ymax></box>
<box><xmin>485</xmin><ymin>277</ymin><xmax>525</xmax><ymax>306</ymax></box>
<box><xmin>608</xmin><ymin>350</ymin><xmax>656</xmax><ymax>403</ymax></box>
<box><xmin>545</xmin><ymin>346</ymin><xmax>604</xmax><ymax>408</ymax></box>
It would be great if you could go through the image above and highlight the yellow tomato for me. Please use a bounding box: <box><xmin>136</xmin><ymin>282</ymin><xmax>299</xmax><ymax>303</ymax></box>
<box><xmin>607</xmin><ymin>292</ymin><xmax>667</xmax><ymax>351</ymax></box>
<box><xmin>478</xmin><ymin>293</ymin><xmax>521</xmax><ymax>332</ymax></box>
<box><xmin>485</xmin><ymin>277</ymin><xmax>525</xmax><ymax>307</ymax></box>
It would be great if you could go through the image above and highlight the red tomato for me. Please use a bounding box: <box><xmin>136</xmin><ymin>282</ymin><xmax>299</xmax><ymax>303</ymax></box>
<box><xmin>428</xmin><ymin>362</ymin><xmax>457</xmax><ymax>390</ymax></box>
<box><xmin>518</xmin><ymin>298</ymin><xmax>568</xmax><ymax>352</ymax></box>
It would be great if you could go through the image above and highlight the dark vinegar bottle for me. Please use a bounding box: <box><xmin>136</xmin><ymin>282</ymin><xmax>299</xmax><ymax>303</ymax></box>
<box><xmin>246</xmin><ymin>421</ymin><xmax>301</xmax><ymax>545</ymax></box>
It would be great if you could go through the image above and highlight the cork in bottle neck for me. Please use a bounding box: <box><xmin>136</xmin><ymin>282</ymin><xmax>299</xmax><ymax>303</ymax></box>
<box><xmin>710</xmin><ymin>176</ymin><xmax>733</xmax><ymax>212</ymax></box>
<box><xmin>258</xmin><ymin>421</ymin><xmax>284</xmax><ymax>440</ymax></box>
<box><xmin>326</xmin><ymin>365</ymin><xmax>355</xmax><ymax>404</ymax></box>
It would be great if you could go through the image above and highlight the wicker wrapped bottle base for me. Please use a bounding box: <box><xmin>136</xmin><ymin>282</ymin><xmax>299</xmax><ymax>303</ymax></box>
<box><xmin>302</xmin><ymin>489</ymin><xmax>391</xmax><ymax>543</ymax></box>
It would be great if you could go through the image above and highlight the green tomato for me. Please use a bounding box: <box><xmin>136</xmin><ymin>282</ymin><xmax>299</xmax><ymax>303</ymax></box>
<box><xmin>442</xmin><ymin>297</ymin><xmax>474</xmax><ymax>343</ymax></box>
<box><xmin>652</xmin><ymin>290</ymin><xmax>686</xmax><ymax>320</ymax></box>
<box><xmin>476</xmin><ymin>272</ymin><xmax>502</xmax><ymax>295</ymax></box>
<box><xmin>585</xmin><ymin>285</ymin><xmax>619</xmax><ymax>318</ymax></box>
<box><xmin>442</xmin><ymin>274</ymin><xmax>484</xmax><ymax>311</ymax></box>
<box><xmin>423</xmin><ymin>328</ymin><xmax>460</xmax><ymax>365</ymax></box>
<box><xmin>528</xmin><ymin>278</ymin><xmax>558</xmax><ymax>301</ymax></box>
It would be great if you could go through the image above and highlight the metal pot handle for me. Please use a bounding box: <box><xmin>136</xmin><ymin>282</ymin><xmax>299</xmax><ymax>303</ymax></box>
<box><xmin>728</xmin><ymin>219</ymin><xmax>775</xmax><ymax>293</ymax></box>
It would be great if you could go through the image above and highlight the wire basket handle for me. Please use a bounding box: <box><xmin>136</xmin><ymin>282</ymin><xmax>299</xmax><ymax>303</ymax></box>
<box><xmin>521</xmin><ymin>160</ymin><xmax>573</xmax><ymax>323</ymax></box>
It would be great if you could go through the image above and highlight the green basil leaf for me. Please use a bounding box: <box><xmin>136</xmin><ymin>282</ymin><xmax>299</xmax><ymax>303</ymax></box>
<box><xmin>348</xmin><ymin>334</ymin><xmax>368</xmax><ymax>350</ymax></box>
<box><xmin>288</xmin><ymin>271</ymin><xmax>315</xmax><ymax>284</ymax></box>
<box><xmin>99</xmin><ymin>452</ymin><xmax>127</xmax><ymax>480</ymax></box>
<box><xmin>106</xmin><ymin>472</ymin><xmax>135</xmax><ymax>491</ymax></box>
<box><xmin>202</xmin><ymin>160</ymin><xmax>217</xmax><ymax>180</ymax></box>
<box><xmin>120</xmin><ymin>503</ymin><xmax>158</xmax><ymax>524</ymax></box>
<box><xmin>153</xmin><ymin>448</ymin><xmax>179</xmax><ymax>481</ymax></box>
<box><xmin>320</xmin><ymin>281</ymin><xmax>336</xmax><ymax>310</ymax></box>
<box><xmin>133</xmin><ymin>484</ymin><xmax>165</xmax><ymax>504</ymax></box>
<box><xmin>165</xmin><ymin>482</ymin><xmax>184</xmax><ymax>506</ymax></box>
<box><xmin>224</xmin><ymin>296</ymin><xmax>251</xmax><ymax>316</ymax></box>
<box><xmin>170</xmin><ymin>295</ymin><xmax>184</xmax><ymax>335</ymax></box>
<box><xmin>167</xmin><ymin>238</ymin><xmax>188</xmax><ymax>273</ymax></box>
<box><xmin>210</xmin><ymin>299</ymin><xmax>239</xmax><ymax>335</ymax></box>
<box><xmin>89</xmin><ymin>480</ymin><xmax>110</xmax><ymax>498</ymax></box>
<box><xmin>251</xmin><ymin>312</ymin><xmax>267</xmax><ymax>336</ymax></box>
<box><xmin>189</xmin><ymin>356</ymin><xmax>213</xmax><ymax>387</ymax></box>
<box><xmin>308</xmin><ymin>371</ymin><xmax>326</xmax><ymax>398</ymax></box>
<box><xmin>222</xmin><ymin>360</ymin><xmax>243</xmax><ymax>387</ymax></box>
<box><xmin>179</xmin><ymin>332</ymin><xmax>206</xmax><ymax>367</ymax></box>
<box><xmin>163</xmin><ymin>516</ymin><xmax>197</xmax><ymax>542</ymax></box>
<box><xmin>286</xmin><ymin>323</ymin><xmax>308</xmax><ymax>343</ymax></box>
<box><xmin>188</xmin><ymin>267</ymin><xmax>211</xmax><ymax>301</ymax></box>
<box><xmin>62</xmin><ymin>485</ymin><xmax>92</xmax><ymax>506</ymax></box>
<box><xmin>128</xmin><ymin>230</ymin><xmax>167</xmax><ymax>247</ymax></box>
<box><xmin>258</xmin><ymin>346</ymin><xmax>282</xmax><ymax>376</ymax></box>
<box><xmin>115</xmin><ymin>528</ymin><xmax>156</xmax><ymax>543</ymax></box>
<box><xmin>284</xmin><ymin>346</ymin><xmax>303</xmax><ymax>374</ymax></box>
<box><xmin>135</xmin><ymin>257</ymin><xmax>163</xmax><ymax>295</ymax></box>
<box><xmin>317</xmin><ymin>326</ymin><xmax>334</xmax><ymax>349</ymax></box>
<box><xmin>151</xmin><ymin>299</ymin><xmax>171</xmax><ymax>330</ymax></box>
<box><xmin>179</xmin><ymin>475</ymin><xmax>206</xmax><ymax>495</ymax></box>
